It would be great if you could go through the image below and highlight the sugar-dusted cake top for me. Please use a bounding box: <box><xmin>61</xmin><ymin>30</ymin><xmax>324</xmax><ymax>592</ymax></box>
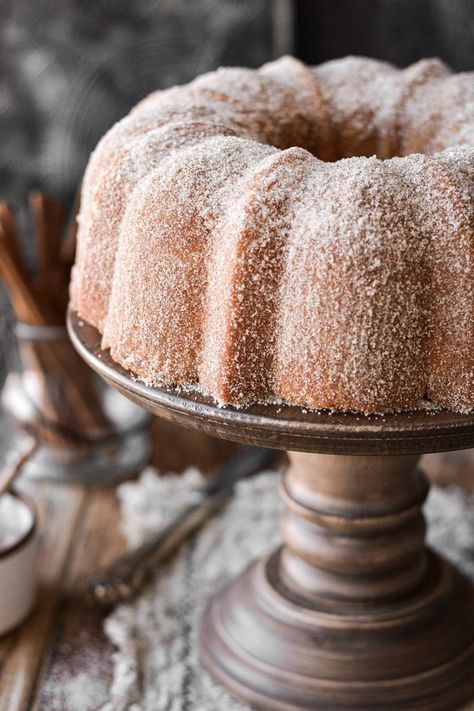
<box><xmin>71</xmin><ymin>56</ymin><xmax>474</xmax><ymax>413</ymax></box>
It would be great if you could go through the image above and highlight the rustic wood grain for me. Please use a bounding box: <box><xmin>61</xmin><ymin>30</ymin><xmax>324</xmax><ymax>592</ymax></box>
<box><xmin>33</xmin><ymin>487</ymin><xmax>125</xmax><ymax>711</ymax></box>
<box><xmin>150</xmin><ymin>417</ymin><xmax>240</xmax><ymax>475</ymax></box>
<box><xmin>0</xmin><ymin>483</ymin><xmax>86</xmax><ymax>711</ymax></box>
<box><xmin>201</xmin><ymin>453</ymin><xmax>474</xmax><ymax>711</ymax></box>
<box><xmin>0</xmin><ymin>413</ymin><xmax>240</xmax><ymax>710</ymax></box>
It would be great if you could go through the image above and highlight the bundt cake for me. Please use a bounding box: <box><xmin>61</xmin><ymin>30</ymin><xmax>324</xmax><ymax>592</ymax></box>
<box><xmin>70</xmin><ymin>56</ymin><xmax>474</xmax><ymax>413</ymax></box>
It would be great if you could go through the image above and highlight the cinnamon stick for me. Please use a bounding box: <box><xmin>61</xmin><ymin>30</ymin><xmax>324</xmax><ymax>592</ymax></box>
<box><xmin>61</xmin><ymin>185</ymin><xmax>81</xmax><ymax>266</ymax></box>
<box><xmin>29</xmin><ymin>191</ymin><xmax>49</xmax><ymax>274</ymax></box>
<box><xmin>0</xmin><ymin>191</ymin><xmax>113</xmax><ymax>441</ymax></box>
<box><xmin>0</xmin><ymin>231</ymin><xmax>46</xmax><ymax>324</ymax></box>
<box><xmin>0</xmin><ymin>203</ymin><xmax>22</xmax><ymax>266</ymax></box>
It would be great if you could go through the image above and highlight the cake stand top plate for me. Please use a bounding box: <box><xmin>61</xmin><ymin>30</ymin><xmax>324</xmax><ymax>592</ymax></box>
<box><xmin>68</xmin><ymin>310</ymin><xmax>474</xmax><ymax>456</ymax></box>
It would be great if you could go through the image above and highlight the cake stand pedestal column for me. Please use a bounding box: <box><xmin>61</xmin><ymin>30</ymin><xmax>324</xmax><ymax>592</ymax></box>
<box><xmin>201</xmin><ymin>452</ymin><xmax>474</xmax><ymax>710</ymax></box>
<box><xmin>67</xmin><ymin>311</ymin><xmax>474</xmax><ymax>711</ymax></box>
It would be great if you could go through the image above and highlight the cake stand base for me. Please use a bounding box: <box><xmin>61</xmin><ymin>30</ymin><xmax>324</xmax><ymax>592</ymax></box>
<box><xmin>200</xmin><ymin>452</ymin><xmax>474</xmax><ymax>711</ymax></box>
<box><xmin>67</xmin><ymin>312</ymin><xmax>474</xmax><ymax>710</ymax></box>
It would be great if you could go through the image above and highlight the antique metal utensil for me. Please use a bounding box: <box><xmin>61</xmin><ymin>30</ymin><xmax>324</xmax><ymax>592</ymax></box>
<box><xmin>90</xmin><ymin>445</ymin><xmax>278</xmax><ymax>606</ymax></box>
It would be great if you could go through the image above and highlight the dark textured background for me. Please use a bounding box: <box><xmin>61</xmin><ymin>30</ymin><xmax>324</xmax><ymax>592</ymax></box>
<box><xmin>0</xmin><ymin>0</ymin><xmax>473</xmax><ymax>380</ymax></box>
<box><xmin>0</xmin><ymin>0</ymin><xmax>273</xmax><ymax>215</ymax></box>
<box><xmin>0</xmin><ymin>0</ymin><xmax>275</xmax><ymax>377</ymax></box>
<box><xmin>298</xmin><ymin>0</ymin><xmax>474</xmax><ymax>70</ymax></box>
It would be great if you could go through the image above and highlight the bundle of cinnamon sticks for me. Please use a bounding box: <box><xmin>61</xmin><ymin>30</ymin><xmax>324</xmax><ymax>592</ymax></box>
<box><xmin>0</xmin><ymin>191</ymin><xmax>111</xmax><ymax>447</ymax></box>
<box><xmin>0</xmin><ymin>192</ymin><xmax>74</xmax><ymax>325</ymax></box>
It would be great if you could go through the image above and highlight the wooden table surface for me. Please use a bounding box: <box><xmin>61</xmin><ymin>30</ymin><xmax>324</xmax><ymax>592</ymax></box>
<box><xmin>1</xmin><ymin>479</ymin><xmax>121</xmax><ymax>710</ymax></box>
<box><xmin>0</xmin><ymin>418</ymin><xmax>240</xmax><ymax>711</ymax></box>
<box><xmin>0</xmin><ymin>416</ymin><xmax>472</xmax><ymax>711</ymax></box>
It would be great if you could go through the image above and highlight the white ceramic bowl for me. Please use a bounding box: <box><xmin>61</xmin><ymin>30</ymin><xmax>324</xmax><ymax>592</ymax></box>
<box><xmin>0</xmin><ymin>490</ymin><xmax>38</xmax><ymax>636</ymax></box>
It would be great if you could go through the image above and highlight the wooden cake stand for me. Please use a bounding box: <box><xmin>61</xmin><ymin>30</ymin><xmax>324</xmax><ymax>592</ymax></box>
<box><xmin>68</xmin><ymin>311</ymin><xmax>474</xmax><ymax>711</ymax></box>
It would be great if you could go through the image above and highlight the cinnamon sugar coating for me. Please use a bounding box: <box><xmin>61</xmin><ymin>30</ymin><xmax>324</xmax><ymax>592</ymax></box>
<box><xmin>71</xmin><ymin>56</ymin><xmax>474</xmax><ymax>413</ymax></box>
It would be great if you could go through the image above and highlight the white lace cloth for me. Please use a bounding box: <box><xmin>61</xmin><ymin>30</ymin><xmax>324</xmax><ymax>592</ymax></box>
<box><xmin>100</xmin><ymin>467</ymin><xmax>474</xmax><ymax>711</ymax></box>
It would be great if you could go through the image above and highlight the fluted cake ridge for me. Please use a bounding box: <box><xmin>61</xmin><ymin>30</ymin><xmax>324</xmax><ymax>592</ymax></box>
<box><xmin>71</xmin><ymin>56</ymin><xmax>474</xmax><ymax>413</ymax></box>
